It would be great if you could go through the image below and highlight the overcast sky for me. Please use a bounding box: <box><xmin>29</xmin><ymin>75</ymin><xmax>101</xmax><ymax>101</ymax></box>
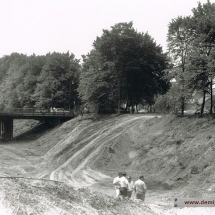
<box><xmin>0</xmin><ymin>0</ymin><xmax>209</xmax><ymax>59</ymax></box>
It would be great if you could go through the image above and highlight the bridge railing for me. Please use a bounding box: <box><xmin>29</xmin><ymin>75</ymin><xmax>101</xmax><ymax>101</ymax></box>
<box><xmin>13</xmin><ymin>108</ymin><xmax>38</xmax><ymax>113</ymax></box>
<box><xmin>0</xmin><ymin>108</ymin><xmax>74</xmax><ymax>116</ymax></box>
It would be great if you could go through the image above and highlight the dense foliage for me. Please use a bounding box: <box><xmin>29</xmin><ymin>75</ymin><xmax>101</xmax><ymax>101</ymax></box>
<box><xmin>78</xmin><ymin>22</ymin><xmax>170</xmax><ymax>113</ymax></box>
<box><xmin>166</xmin><ymin>0</ymin><xmax>215</xmax><ymax>115</ymax></box>
<box><xmin>2</xmin><ymin>1</ymin><xmax>215</xmax><ymax>115</ymax></box>
<box><xmin>0</xmin><ymin>52</ymin><xmax>80</xmax><ymax>110</ymax></box>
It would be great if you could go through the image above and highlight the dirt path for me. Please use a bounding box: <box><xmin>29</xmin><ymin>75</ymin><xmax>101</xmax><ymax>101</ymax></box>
<box><xmin>49</xmin><ymin>115</ymin><xmax>155</xmax><ymax>187</ymax></box>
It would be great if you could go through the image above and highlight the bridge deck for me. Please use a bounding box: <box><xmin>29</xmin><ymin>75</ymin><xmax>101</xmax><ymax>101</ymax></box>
<box><xmin>0</xmin><ymin>108</ymin><xmax>74</xmax><ymax>119</ymax></box>
<box><xmin>0</xmin><ymin>108</ymin><xmax>74</xmax><ymax>141</ymax></box>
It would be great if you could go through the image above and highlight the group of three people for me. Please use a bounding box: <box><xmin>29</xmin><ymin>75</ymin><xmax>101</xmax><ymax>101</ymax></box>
<box><xmin>113</xmin><ymin>172</ymin><xmax>147</xmax><ymax>201</ymax></box>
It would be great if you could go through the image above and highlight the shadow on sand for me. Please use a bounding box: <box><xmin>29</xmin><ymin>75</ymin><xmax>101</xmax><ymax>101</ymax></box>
<box><xmin>13</xmin><ymin>122</ymin><xmax>53</xmax><ymax>141</ymax></box>
<box><xmin>0</xmin><ymin>122</ymin><xmax>53</xmax><ymax>144</ymax></box>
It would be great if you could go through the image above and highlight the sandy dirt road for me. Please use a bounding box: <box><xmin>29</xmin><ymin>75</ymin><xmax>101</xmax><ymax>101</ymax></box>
<box><xmin>48</xmin><ymin>115</ymin><xmax>156</xmax><ymax>186</ymax></box>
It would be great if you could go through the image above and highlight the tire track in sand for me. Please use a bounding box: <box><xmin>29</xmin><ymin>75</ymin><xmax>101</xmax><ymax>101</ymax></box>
<box><xmin>49</xmin><ymin>116</ymin><xmax>155</xmax><ymax>187</ymax></box>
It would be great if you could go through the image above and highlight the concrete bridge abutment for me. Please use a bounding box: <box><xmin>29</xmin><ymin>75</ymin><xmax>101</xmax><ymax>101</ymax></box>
<box><xmin>0</xmin><ymin>117</ymin><xmax>13</xmax><ymax>141</ymax></box>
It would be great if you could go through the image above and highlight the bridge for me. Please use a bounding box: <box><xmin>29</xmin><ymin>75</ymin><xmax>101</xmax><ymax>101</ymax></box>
<box><xmin>0</xmin><ymin>108</ymin><xmax>74</xmax><ymax>141</ymax></box>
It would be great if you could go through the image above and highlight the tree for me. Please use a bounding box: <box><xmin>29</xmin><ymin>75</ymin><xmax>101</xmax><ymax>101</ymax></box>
<box><xmin>78</xmin><ymin>22</ymin><xmax>170</xmax><ymax>113</ymax></box>
<box><xmin>15</xmin><ymin>55</ymin><xmax>46</xmax><ymax>107</ymax></box>
<box><xmin>188</xmin><ymin>0</ymin><xmax>215</xmax><ymax>115</ymax></box>
<box><xmin>168</xmin><ymin>1</ymin><xmax>215</xmax><ymax>116</ymax></box>
<box><xmin>0</xmin><ymin>52</ymin><xmax>80</xmax><ymax>110</ymax></box>
<box><xmin>167</xmin><ymin>16</ymin><xmax>195</xmax><ymax>115</ymax></box>
<box><xmin>0</xmin><ymin>53</ymin><xmax>28</xmax><ymax>109</ymax></box>
<box><xmin>155</xmin><ymin>81</ymin><xmax>183</xmax><ymax>112</ymax></box>
<box><xmin>78</xmin><ymin>50</ymin><xmax>116</xmax><ymax>113</ymax></box>
<box><xmin>33</xmin><ymin>52</ymin><xmax>80</xmax><ymax>109</ymax></box>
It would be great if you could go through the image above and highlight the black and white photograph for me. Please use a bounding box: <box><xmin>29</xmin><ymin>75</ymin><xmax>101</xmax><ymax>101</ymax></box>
<box><xmin>0</xmin><ymin>0</ymin><xmax>215</xmax><ymax>214</ymax></box>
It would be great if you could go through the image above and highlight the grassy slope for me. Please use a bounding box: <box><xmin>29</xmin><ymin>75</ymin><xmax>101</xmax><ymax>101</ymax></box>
<box><xmin>90</xmin><ymin>115</ymin><xmax>215</xmax><ymax>198</ymax></box>
<box><xmin>11</xmin><ymin>115</ymin><xmax>215</xmax><ymax>197</ymax></box>
<box><xmin>1</xmin><ymin>114</ymin><xmax>215</xmax><ymax>214</ymax></box>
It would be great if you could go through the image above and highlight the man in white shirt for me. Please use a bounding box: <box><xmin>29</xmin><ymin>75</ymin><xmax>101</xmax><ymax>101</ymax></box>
<box><xmin>118</xmin><ymin>173</ymin><xmax>128</xmax><ymax>199</ymax></box>
<box><xmin>133</xmin><ymin>175</ymin><xmax>147</xmax><ymax>201</ymax></box>
<box><xmin>113</xmin><ymin>172</ymin><xmax>122</xmax><ymax>198</ymax></box>
<box><xmin>127</xmin><ymin>176</ymin><xmax>134</xmax><ymax>199</ymax></box>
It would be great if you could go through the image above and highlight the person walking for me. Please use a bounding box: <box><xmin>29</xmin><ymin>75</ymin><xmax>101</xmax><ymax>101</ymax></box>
<box><xmin>133</xmin><ymin>175</ymin><xmax>147</xmax><ymax>201</ymax></box>
<box><xmin>113</xmin><ymin>172</ymin><xmax>122</xmax><ymax>198</ymax></box>
<box><xmin>127</xmin><ymin>176</ymin><xmax>134</xmax><ymax>199</ymax></box>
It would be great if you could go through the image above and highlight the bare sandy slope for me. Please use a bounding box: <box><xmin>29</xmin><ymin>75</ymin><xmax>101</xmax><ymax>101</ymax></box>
<box><xmin>0</xmin><ymin>114</ymin><xmax>214</xmax><ymax>214</ymax></box>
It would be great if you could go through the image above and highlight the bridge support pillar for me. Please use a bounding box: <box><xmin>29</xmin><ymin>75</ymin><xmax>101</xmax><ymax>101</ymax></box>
<box><xmin>0</xmin><ymin>118</ymin><xmax>2</xmax><ymax>136</ymax></box>
<box><xmin>0</xmin><ymin>117</ymin><xmax>13</xmax><ymax>141</ymax></box>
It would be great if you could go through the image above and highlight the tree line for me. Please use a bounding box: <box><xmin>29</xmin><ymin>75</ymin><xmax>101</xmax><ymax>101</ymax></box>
<box><xmin>0</xmin><ymin>52</ymin><xmax>80</xmax><ymax>110</ymax></box>
<box><xmin>0</xmin><ymin>23</ymin><xmax>170</xmax><ymax>114</ymax></box>
<box><xmin>156</xmin><ymin>0</ymin><xmax>215</xmax><ymax>115</ymax></box>
<box><xmin>0</xmin><ymin>1</ymin><xmax>214</xmax><ymax>115</ymax></box>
